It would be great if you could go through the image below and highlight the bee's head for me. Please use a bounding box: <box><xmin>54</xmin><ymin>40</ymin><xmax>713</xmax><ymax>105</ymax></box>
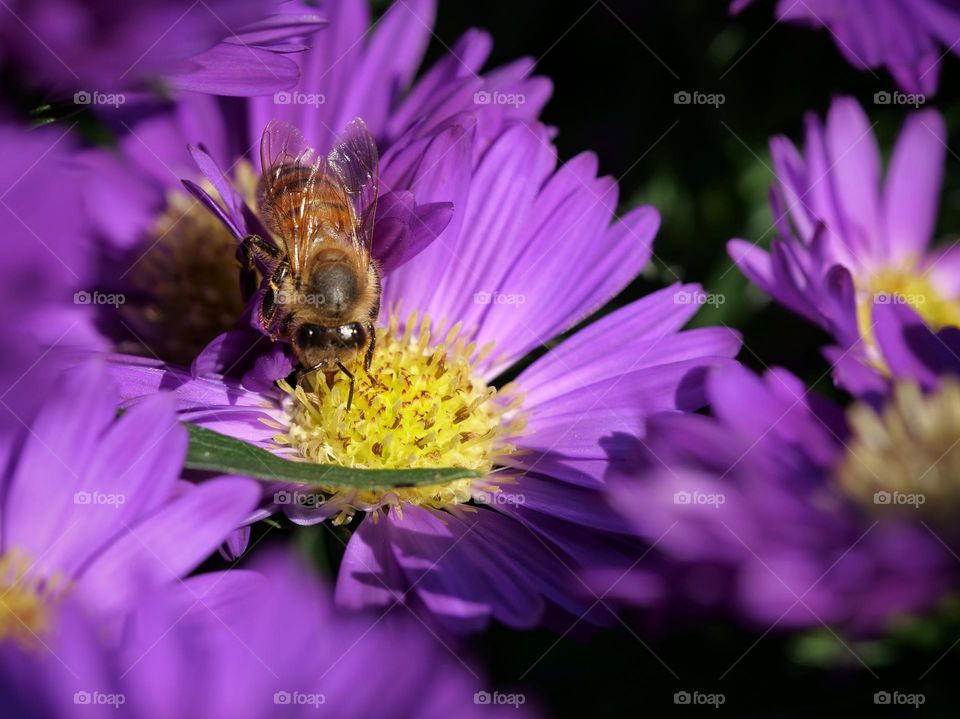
<box><xmin>293</xmin><ymin>322</ymin><xmax>367</xmax><ymax>369</ymax></box>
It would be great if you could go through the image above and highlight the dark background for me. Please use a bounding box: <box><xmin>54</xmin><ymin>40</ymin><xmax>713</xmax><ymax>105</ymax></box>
<box><xmin>417</xmin><ymin>0</ymin><xmax>960</xmax><ymax>715</ymax></box>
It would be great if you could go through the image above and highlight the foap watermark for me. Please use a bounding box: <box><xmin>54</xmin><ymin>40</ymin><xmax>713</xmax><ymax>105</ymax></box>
<box><xmin>473</xmin><ymin>90</ymin><xmax>526</xmax><ymax>108</ymax></box>
<box><xmin>274</xmin><ymin>90</ymin><xmax>326</xmax><ymax>108</ymax></box>
<box><xmin>273</xmin><ymin>691</ymin><xmax>326</xmax><ymax>708</ymax></box>
<box><xmin>874</xmin><ymin>690</ymin><xmax>925</xmax><ymax>708</ymax></box>
<box><xmin>474</xmin><ymin>490</ymin><xmax>525</xmax><ymax>507</ymax></box>
<box><xmin>74</xmin><ymin>291</ymin><xmax>125</xmax><ymax>308</ymax></box>
<box><xmin>474</xmin><ymin>691</ymin><xmax>526</xmax><ymax>709</ymax></box>
<box><xmin>74</xmin><ymin>490</ymin><xmax>126</xmax><ymax>508</ymax></box>
<box><xmin>673</xmin><ymin>289</ymin><xmax>725</xmax><ymax>307</ymax></box>
<box><xmin>73</xmin><ymin>691</ymin><xmax>126</xmax><ymax>709</ymax></box>
<box><xmin>873</xmin><ymin>291</ymin><xmax>926</xmax><ymax>308</ymax></box>
<box><xmin>874</xmin><ymin>490</ymin><xmax>925</xmax><ymax>509</ymax></box>
<box><xmin>276</xmin><ymin>290</ymin><xmax>326</xmax><ymax>307</ymax></box>
<box><xmin>674</xmin><ymin>691</ymin><xmax>725</xmax><ymax>708</ymax></box>
<box><xmin>474</xmin><ymin>291</ymin><xmax>526</xmax><ymax>308</ymax></box>
<box><xmin>274</xmin><ymin>490</ymin><xmax>326</xmax><ymax>507</ymax></box>
<box><xmin>674</xmin><ymin>90</ymin><xmax>725</xmax><ymax>108</ymax></box>
<box><xmin>73</xmin><ymin>90</ymin><xmax>125</xmax><ymax>108</ymax></box>
<box><xmin>874</xmin><ymin>90</ymin><xmax>925</xmax><ymax>108</ymax></box>
<box><xmin>674</xmin><ymin>490</ymin><xmax>725</xmax><ymax>508</ymax></box>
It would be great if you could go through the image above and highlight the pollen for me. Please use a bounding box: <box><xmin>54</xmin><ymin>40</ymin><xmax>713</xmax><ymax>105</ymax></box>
<box><xmin>120</xmin><ymin>164</ymin><xmax>260</xmax><ymax>365</ymax></box>
<box><xmin>0</xmin><ymin>551</ymin><xmax>62</xmax><ymax>647</ymax></box>
<box><xmin>836</xmin><ymin>379</ymin><xmax>960</xmax><ymax>519</ymax></box>
<box><xmin>856</xmin><ymin>263</ymin><xmax>960</xmax><ymax>355</ymax></box>
<box><xmin>276</xmin><ymin>311</ymin><xmax>527</xmax><ymax>521</ymax></box>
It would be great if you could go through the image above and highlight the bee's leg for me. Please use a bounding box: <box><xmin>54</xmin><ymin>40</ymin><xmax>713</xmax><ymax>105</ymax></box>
<box><xmin>336</xmin><ymin>361</ymin><xmax>355</xmax><ymax>411</ymax></box>
<box><xmin>364</xmin><ymin>262</ymin><xmax>381</xmax><ymax>374</ymax></box>
<box><xmin>260</xmin><ymin>261</ymin><xmax>290</xmax><ymax>336</ymax></box>
<box><xmin>236</xmin><ymin>245</ymin><xmax>258</xmax><ymax>301</ymax></box>
<box><xmin>239</xmin><ymin>234</ymin><xmax>283</xmax><ymax>301</ymax></box>
<box><xmin>363</xmin><ymin>322</ymin><xmax>376</xmax><ymax>373</ymax></box>
<box><xmin>277</xmin><ymin>312</ymin><xmax>295</xmax><ymax>343</ymax></box>
<box><xmin>293</xmin><ymin>363</ymin><xmax>324</xmax><ymax>389</ymax></box>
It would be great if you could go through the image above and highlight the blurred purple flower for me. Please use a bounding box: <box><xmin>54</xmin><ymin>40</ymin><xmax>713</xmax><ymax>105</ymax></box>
<box><xmin>0</xmin><ymin>118</ymin><xmax>105</xmax><ymax>441</ymax></box>
<box><xmin>0</xmin><ymin>360</ymin><xmax>258</xmax><ymax>646</ymax></box>
<box><xmin>732</xmin><ymin>0</ymin><xmax>960</xmax><ymax>94</ymax></box>
<box><xmin>607</xmin><ymin>363</ymin><xmax>954</xmax><ymax>636</ymax></box>
<box><xmin>0</xmin><ymin>0</ymin><xmax>326</xmax><ymax>97</ymax></box>
<box><xmin>0</xmin><ymin>549</ymin><xmax>531</xmax><ymax>718</ymax></box>
<box><xmin>105</xmin><ymin>112</ymin><xmax>740</xmax><ymax>632</ymax></box>
<box><xmin>728</xmin><ymin>96</ymin><xmax>959</xmax><ymax>392</ymax></box>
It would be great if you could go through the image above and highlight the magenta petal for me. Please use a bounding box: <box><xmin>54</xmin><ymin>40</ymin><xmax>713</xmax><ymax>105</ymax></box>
<box><xmin>385</xmin><ymin>507</ymin><xmax>492</xmax><ymax>631</ymax></box>
<box><xmin>182</xmin><ymin>179</ymin><xmax>242</xmax><ymax>238</ymax></box>
<box><xmin>825</xmin><ymin>97</ymin><xmax>882</xmax><ymax>254</ymax></box>
<box><xmin>76</xmin><ymin>476</ymin><xmax>260</xmax><ymax>615</ymax></box>
<box><xmin>3</xmin><ymin>362</ymin><xmax>118</xmax><ymax>562</ymax></box>
<box><xmin>518</xmin><ymin>284</ymin><xmax>740</xmax><ymax>406</ymax></box>
<box><xmin>34</xmin><ymin>392</ymin><xmax>186</xmax><ymax>580</ymax></box>
<box><xmin>191</xmin><ymin>330</ymin><xmax>265</xmax><ymax>378</ymax></box>
<box><xmin>883</xmin><ymin>109</ymin><xmax>946</xmax><ymax>261</ymax></box>
<box><xmin>188</xmin><ymin>145</ymin><xmax>244</xmax><ymax>223</ymax></box>
<box><xmin>241</xmin><ymin>343</ymin><xmax>296</xmax><ymax>392</ymax></box>
<box><xmin>374</xmin><ymin>191</ymin><xmax>454</xmax><ymax>275</ymax></box>
<box><xmin>167</xmin><ymin>44</ymin><xmax>301</xmax><ymax>96</ymax></box>
<box><xmin>336</xmin><ymin>513</ymin><xmax>409</xmax><ymax>610</ymax></box>
<box><xmin>229</xmin><ymin>14</ymin><xmax>328</xmax><ymax>47</ymax></box>
<box><xmin>106</xmin><ymin>356</ymin><xmax>266</xmax><ymax>410</ymax></box>
<box><xmin>873</xmin><ymin>301</ymin><xmax>958</xmax><ymax>388</ymax></box>
<box><xmin>219</xmin><ymin>525</ymin><xmax>251</xmax><ymax>561</ymax></box>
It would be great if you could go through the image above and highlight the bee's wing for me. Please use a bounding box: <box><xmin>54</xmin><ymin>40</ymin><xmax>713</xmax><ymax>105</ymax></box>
<box><xmin>258</xmin><ymin>119</ymin><xmax>324</xmax><ymax>273</ymax></box>
<box><xmin>326</xmin><ymin>118</ymin><xmax>379</xmax><ymax>261</ymax></box>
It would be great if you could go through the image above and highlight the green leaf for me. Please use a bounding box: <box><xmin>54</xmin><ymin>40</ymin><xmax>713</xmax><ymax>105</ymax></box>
<box><xmin>183</xmin><ymin>422</ymin><xmax>481</xmax><ymax>489</ymax></box>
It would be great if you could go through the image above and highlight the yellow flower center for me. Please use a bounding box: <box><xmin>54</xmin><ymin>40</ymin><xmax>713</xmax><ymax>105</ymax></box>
<box><xmin>120</xmin><ymin>164</ymin><xmax>259</xmax><ymax>365</ymax></box>
<box><xmin>837</xmin><ymin>379</ymin><xmax>960</xmax><ymax>519</ymax></box>
<box><xmin>274</xmin><ymin>312</ymin><xmax>526</xmax><ymax>522</ymax></box>
<box><xmin>856</xmin><ymin>264</ymin><xmax>960</xmax><ymax>354</ymax></box>
<box><xmin>0</xmin><ymin>551</ymin><xmax>62</xmax><ymax>647</ymax></box>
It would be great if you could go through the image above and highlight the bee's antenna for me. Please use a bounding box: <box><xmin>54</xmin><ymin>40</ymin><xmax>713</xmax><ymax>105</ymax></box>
<box><xmin>337</xmin><ymin>361</ymin><xmax>355</xmax><ymax>411</ymax></box>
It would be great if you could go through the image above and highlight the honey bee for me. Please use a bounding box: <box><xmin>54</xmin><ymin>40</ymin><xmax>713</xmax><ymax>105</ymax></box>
<box><xmin>241</xmin><ymin>118</ymin><xmax>381</xmax><ymax>409</ymax></box>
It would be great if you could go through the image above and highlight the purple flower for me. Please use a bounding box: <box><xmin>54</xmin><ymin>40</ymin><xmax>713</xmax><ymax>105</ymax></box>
<box><xmin>607</xmin><ymin>362</ymin><xmax>954</xmax><ymax>636</ymax></box>
<box><xmin>0</xmin><ymin>0</ymin><xmax>326</xmax><ymax>97</ymax></box>
<box><xmin>0</xmin><ymin>360</ymin><xmax>259</xmax><ymax>645</ymax></box>
<box><xmin>732</xmin><ymin>0</ymin><xmax>960</xmax><ymax>94</ymax></box>
<box><xmin>106</xmin><ymin>107</ymin><xmax>741</xmax><ymax>632</ymax></box>
<box><xmin>0</xmin><ymin>118</ymin><xmax>105</xmax><ymax>441</ymax></box>
<box><xmin>0</xmin><ymin>549</ymin><xmax>534</xmax><ymax>718</ymax></box>
<box><xmin>729</xmin><ymin>96</ymin><xmax>958</xmax><ymax>391</ymax></box>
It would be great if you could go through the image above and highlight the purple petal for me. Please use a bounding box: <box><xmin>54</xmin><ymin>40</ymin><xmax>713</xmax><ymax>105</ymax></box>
<box><xmin>76</xmin><ymin>476</ymin><xmax>260</xmax><ymax>614</ymax></box>
<box><xmin>825</xmin><ymin>97</ymin><xmax>882</xmax><ymax>255</ymax></box>
<box><xmin>883</xmin><ymin>109</ymin><xmax>946</xmax><ymax>261</ymax></box>
<box><xmin>167</xmin><ymin>44</ymin><xmax>302</xmax><ymax>96</ymax></box>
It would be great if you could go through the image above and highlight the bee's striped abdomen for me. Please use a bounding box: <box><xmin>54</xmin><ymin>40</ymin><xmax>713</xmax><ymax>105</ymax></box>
<box><xmin>260</xmin><ymin>164</ymin><xmax>353</xmax><ymax>244</ymax></box>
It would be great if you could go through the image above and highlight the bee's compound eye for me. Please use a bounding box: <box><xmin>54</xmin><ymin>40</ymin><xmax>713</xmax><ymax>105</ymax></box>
<box><xmin>296</xmin><ymin>323</ymin><xmax>328</xmax><ymax>348</ymax></box>
<box><xmin>336</xmin><ymin>322</ymin><xmax>366</xmax><ymax>349</ymax></box>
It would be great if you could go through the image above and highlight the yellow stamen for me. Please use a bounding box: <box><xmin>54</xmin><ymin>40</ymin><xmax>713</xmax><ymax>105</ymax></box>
<box><xmin>277</xmin><ymin>312</ymin><xmax>527</xmax><ymax>521</ymax></box>
<box><xmin>856</xmin><ymin>263</ymin><xmax>960</xmax><ymax>361</ymax></box>
<box><xmin>0</xmin><ymin>550</ymin><xmax>62</xmax><ymax>647</ymax></box>
<box><xmin>837</xmin><ymin>379</ymin><xmax>960</xmax><ymax>519</ymax></box>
